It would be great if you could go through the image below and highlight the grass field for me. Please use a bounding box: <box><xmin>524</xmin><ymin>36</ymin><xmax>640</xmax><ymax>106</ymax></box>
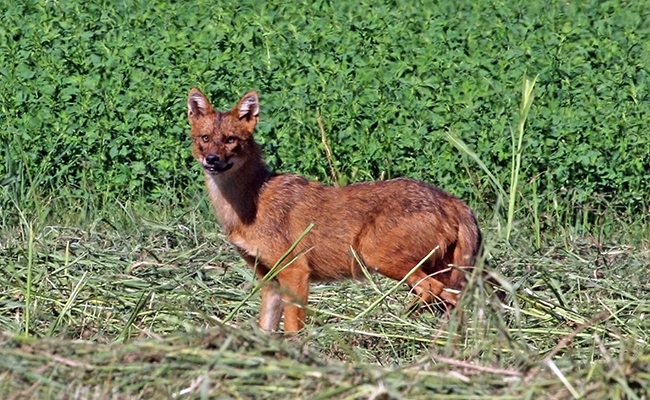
<box><xmin>1</xmin><ymin>194</ymin><xmax>649</xmax><ymax>399</ymax></box>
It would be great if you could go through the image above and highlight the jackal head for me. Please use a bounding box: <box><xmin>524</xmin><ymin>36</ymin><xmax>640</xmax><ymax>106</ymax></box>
<box><xmin>187</xmin><ymin>88</ymin><xmax>260</xmax><ymax>176</ymax></box>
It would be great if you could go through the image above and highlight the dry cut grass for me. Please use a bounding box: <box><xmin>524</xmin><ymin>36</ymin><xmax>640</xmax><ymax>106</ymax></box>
<box><xmin>0</xmin><ymin>201</ymin><xmax>649</xmax><ymax>399</ymax></box>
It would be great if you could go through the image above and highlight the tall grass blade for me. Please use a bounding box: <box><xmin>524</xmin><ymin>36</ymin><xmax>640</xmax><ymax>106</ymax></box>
<box><xmin>24</xmin><ymin>222</ymin><xmax>34</xmax><ymax>336</ymax></box>
<box><xmin>447</xmin><ymin>133</ymin><xmax>507</xmax><ymax>200</ymax></box>
<box><xmin>506</xmin><ymin>75</ymin><xmax>538</xmax><ymax>240</ymax></box>
<box><xmin>118</xmin><ymin>291</ymin><xmax>151</xmax><ymax>343</ymax></box>
<box><xmin>318</xmin><ymin>115</ymin><xmax>343</xmax><ymax>187</ymax></box>
<box><xmin>546</xmin><ymin>359</ymin><xmax>581</xmax><ymax>399</ymax></box>
<box><xmin>48</xmin><ymin>271</ymin><xmax>89</xmax><ymax>336</ymax></box>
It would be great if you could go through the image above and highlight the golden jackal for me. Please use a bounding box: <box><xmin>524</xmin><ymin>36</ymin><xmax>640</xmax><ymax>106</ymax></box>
<box><xmin>187</xmin><ymin>89</ymin><xmax>481</xmax><ymax>332</ymax></box>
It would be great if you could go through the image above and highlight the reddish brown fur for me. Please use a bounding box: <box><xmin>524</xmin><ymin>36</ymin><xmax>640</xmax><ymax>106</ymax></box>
<box><xmin>187</xmin><ymin>88</ymin><xmax>482</xmax><ymax>333</ymax></box>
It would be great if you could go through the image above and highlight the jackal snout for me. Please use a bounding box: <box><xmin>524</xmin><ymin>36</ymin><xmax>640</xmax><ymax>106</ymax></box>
<box><xmin>204</xmin><ymin>153</ymin><xmax>233</xmax><ymax>174</ymax></box>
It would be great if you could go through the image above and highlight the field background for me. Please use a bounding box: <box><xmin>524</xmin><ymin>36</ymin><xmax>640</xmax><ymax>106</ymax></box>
<box><xmin>1</xmin><ymin>0</ymin><xmax>649</xmax><ymax>399</ymax></box>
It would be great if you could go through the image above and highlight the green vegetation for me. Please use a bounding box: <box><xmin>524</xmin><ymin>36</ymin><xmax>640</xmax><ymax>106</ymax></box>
<box><xmin>1</xmin><ymin>0</ymin><xmax>649</xmax><ymax>398</ymax></box>
<box><xmin>2</xmin><ymin>0</ymin><xmax>649</xmax><ymax>215</ymax></box>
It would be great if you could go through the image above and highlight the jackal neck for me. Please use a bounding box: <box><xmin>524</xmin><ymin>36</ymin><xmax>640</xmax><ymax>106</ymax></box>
<box><xmin>204</xmin><ymin>154</ymin><xmax>271</xmax><ymax>233</ymax></box>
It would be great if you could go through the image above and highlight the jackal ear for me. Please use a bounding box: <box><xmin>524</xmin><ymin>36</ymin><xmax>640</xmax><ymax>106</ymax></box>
<box><xmin>187</xmin><ymin>88</ymin><xmax>214</xmax><ymax>120</ymax></box>
<box><xmin>235</xmin><ymin>91</ymin><xmax>259</xmax><ymax>121</ymax></box>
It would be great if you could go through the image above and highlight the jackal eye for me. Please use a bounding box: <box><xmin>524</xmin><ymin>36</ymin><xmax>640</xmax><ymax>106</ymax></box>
<box><xmin>225</xmin><ymin>136</ymin><xmax>237</xmax><ymax>144</ymax></box>
<box><xmin>201</xmin><ymin>135</ymin><xmax>209</xmax><ymax>143</ymax></box>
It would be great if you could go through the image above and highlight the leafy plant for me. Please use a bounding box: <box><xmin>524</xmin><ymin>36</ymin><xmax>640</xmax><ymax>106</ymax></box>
<box><xmin>1</xmin><ymin>0</ymin><xmax>648</xmax><ymax>225</ymax></box>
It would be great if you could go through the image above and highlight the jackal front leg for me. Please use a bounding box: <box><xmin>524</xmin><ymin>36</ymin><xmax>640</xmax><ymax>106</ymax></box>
<box><xmin>277</xmin><ymin>266</ymin><xmax>310</xmax><ymax>333</ymax></box>
<box><xmin>258</xmin><ymin>280</ymin><xmax>283</xmax><ymax>331</ymax></box>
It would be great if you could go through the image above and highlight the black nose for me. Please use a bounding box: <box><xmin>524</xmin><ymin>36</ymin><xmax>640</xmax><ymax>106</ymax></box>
<box><xmin>205</xmin><ymin>154</ymin><xmax>220</xmax><ymax>165</ymax></box>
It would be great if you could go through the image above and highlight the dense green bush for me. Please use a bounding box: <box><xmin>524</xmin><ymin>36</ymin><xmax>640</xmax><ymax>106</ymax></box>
<box><xmin>1</xmin><ymin>0</ymin><xmax>648</xmax><ymax>215</ymax></box>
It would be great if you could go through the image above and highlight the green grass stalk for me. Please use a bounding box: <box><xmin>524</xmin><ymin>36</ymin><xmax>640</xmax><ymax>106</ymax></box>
<box><xmin>25</xmin><ymin>222</ymin><xmax>34</xmax><ymax>336</ymax></box>
<box><xmin>318</xmin><ymin>115</ymin><xmax>344</xmax><ymax>187</ymax></box>
<box><xmin>447</xmin><ymin>134</ymin><xmax>507</xmax><ymax>201</ymax></box>
<box><xmin>118</xmin><ymin>291</ymin><xmax>152</xmax><ymax>343</ymax></box>
<box><xmin>531</xmin><ymin>177</ymin><xmax>541</xmax><ymax>248</ymax></box>
<box><xmin>48</xmin><ymin>271</ymin><xmax>89</xmax><ymax>336</ymax></box>
<box><xmin>506</xmin><ymin>76</ymin><xmax>537</xmax><ymax>241</ymax></box>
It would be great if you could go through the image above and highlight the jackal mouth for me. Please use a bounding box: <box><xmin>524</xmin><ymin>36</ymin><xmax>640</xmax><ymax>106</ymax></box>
<box><xmin>203</xmin><ymin>162</ymin><xmax>233</xmax><ymax>174</ymax></box>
